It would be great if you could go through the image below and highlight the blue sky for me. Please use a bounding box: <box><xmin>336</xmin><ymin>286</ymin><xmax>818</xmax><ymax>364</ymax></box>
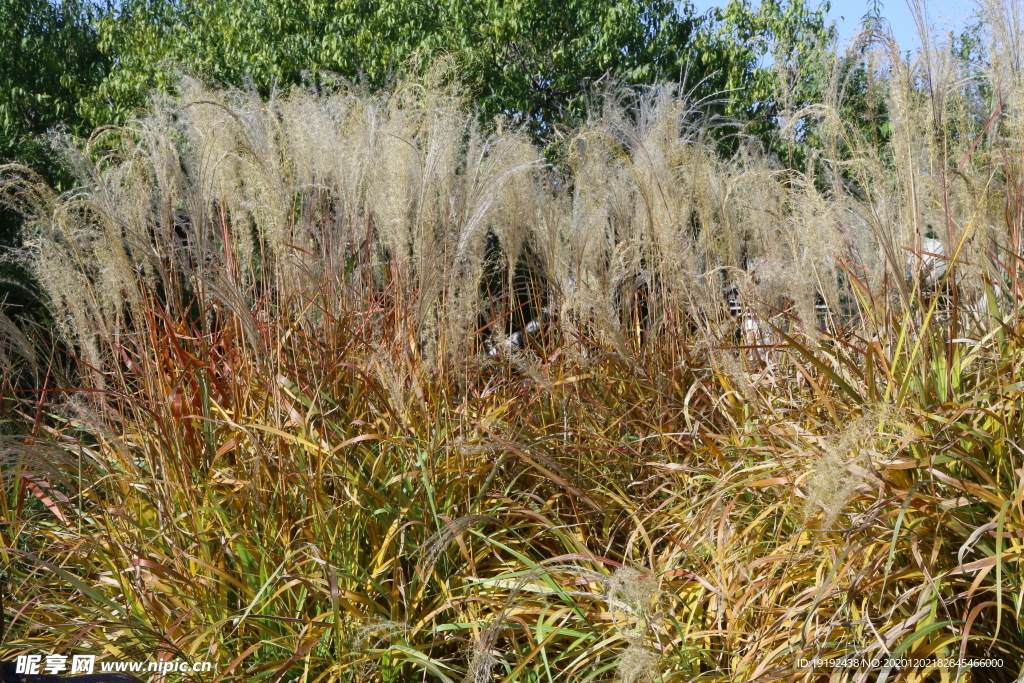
<box><xmin>688</xmin><ymin>0</ymin><xmax>984</xmax><ymax>53</ymax></box>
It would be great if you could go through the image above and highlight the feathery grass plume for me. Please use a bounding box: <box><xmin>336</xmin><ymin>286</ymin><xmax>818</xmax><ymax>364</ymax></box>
<box><xmin>615</xmin><ymin>644</ymin><xmax>659</xmax><ymax>683</ymax></box>
<box><xmin>462</xmin><ymin>631</ymin><xmax>501</xmax><ymax>683</ymax></box>
<box><xmin>604</xmin><ymin>567</ymin><xmax>662</xmax><ymax>682</ymax></box>
<box><xmin>605</xmin><ymin>566</ymin><xmax>661</xmax><ymax>642</ymax></box>
<box><xmin>0</xmin><ymin>309</ymin><xmax>38</xmax><ymax>379</ymax></box>
<box><xmin>0</xmin><ymin>63</ymin><xmax>548</xmax><ymax>384</ymax></box>
<box><xmin>460</xmin><ymin>563</ymin><xmax>608</xmax><ymax>683</ymax></box>
<box><xmin>345</xmin><ymin>617</ymin><xmax>412</xmax><ymax>680</ymax></box>
<box><xmin>417</xmin><ymin>514</ymin><xmax>504</xmax><ymax>579</ymax></box>
<box><xmin>461</xmin><ymin>569</ymin><xmax>537</xmax><ymax>683</ymax></box>
<box><xmin>803</xmin><ymin>411</ymin><xmax>883</xmax><ymax>530</ymax></box>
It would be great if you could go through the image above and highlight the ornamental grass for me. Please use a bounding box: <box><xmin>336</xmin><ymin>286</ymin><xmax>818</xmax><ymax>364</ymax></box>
<box><xmin>2</xmin><ymin>6</ymin><xmax>1024</xmax><ymax>681</ymax></box>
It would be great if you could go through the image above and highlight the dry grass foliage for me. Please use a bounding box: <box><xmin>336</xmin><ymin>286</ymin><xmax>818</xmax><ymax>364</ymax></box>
<box><xmin>2</xmin><ymin>4</ymin><xmax>1024</xmax><ymax>681</ymax></box>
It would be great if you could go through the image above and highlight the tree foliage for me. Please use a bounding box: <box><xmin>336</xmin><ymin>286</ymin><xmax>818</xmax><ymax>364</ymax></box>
<box><xmin>0</xmin><ymin>0</ymin><xmax>843</xmax><ymax>148</ymax></box>
<box><xmin>88</xmin><ymin>0</ymin><xmax>836</xmax><ymax>135</ymax></box>
<box><xmin>0</xmin><ymin>0</ymin><xmax>110</xmax><ymax>317</ymax></box>
<box><xmin>0</xmin><ymin>0</ymin><xmax>108</xmax><ymax>170</ymax></box>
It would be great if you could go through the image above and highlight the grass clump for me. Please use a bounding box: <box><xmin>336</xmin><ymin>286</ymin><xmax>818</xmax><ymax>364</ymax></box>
<box><xmin>2</xmin><ymin>6</ymin><xmax>1024</xmax><ymax>681</ymax></box>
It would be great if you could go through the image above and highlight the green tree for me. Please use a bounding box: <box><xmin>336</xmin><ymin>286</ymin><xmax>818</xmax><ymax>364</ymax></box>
<box><xmin>1</xmin><ymin>0</ymin><xmax>109</xmax><ymax>169</ymax></box>
<box><xmin>90</xmin><ymin>0</ymin><xmax>836</xmax><ymax>137</ymax></box>
<box><xmin>0</xmin><ymin>0</ymin><xmax>110</xmax><ymax>316</ymax></box>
